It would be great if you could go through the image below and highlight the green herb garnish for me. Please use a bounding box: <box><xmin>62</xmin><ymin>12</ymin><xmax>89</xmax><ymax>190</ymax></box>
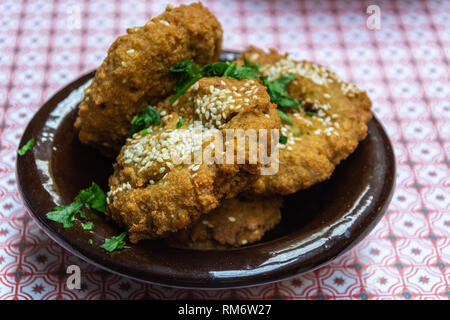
<box><xmin>201</xmin><ymin>61</ymin><xmax>232</xmax><ymax>77</ymax></box>
<box><xmin>46</xmin><ymin>202</ymin><xmax>84</xmax><ymax>229</ymax></box>
<box><xmin>101</xmin><ymin>232</ymin><xmax>130</xmax><ymax>253</ymax></box>
<box><xmin>262</xmin><ymin>73</ymin><xmax>299</xmax><ymax>109</ymax></box>
<box><xmin>129</xmin><ymin>106</ymin><xmax>160</xmax><ymax>136</ymax></box>
<box><xmin>169</xmin><ymin>75</ymin><xmax>202</xmax><ymax>104</ymax></box>
<box><xmin>139</xmin><ymin>128</ymin><xmax>151</xmax><ymax>136</ymax></box>
<box><xmin>17</xmin><ymin>138</ymin><xmax>35</xmax><ymax>156</ymax></box>
<box><xmin>46</xmin><ymin>182</ymin><xmax>107</xmax><ymax>228</ymax></box>
<box><xmin>243</xmin><ymin>55</ymin><xmax>261</xmax><ymax>71</ymax></box>
<box><xmin>88</xmin><ymin>239</ymin><xmax>93</xmax><ymax>245</ymax></box>
<box><xmin>75</xmin><ymin>182</ymin><xmax>107</xmax><ymax>213</ymax></box>
<box><xmin>176</xmin><ymin>117</ymin><xmax>184</xmax><ymax>128</ymax></box>
<box><xmin>305</xmin><ymin>111</ymin><xmax>317</xmax><ymax>117</ymax></box>
<box><xmin>201</xmin><ymin>61</ymin><xmax>259</xmax><ymax>80</ymax></box>
<box><xmin>228</xmin><ymin>57</ymin><xmax>260</xmax><ymax>79</ymax></box>
<box><xmin>169</xmin><ymin>59</ymin><xmax>260</xmax><ymax>103</ymax></box>
<box><xmin>277</xmin><ymin>109</ymin><xmax>293</xmax><ymax>125</ymax></box>
<box><xmin>279</xmin><ymin>134</ymin><xmax>288</xmax><ymax>144</ymax></box>
<box><xmin>82</xmin><ymin>221</ymin><xmax>94</xmax><ymax>231</ymax></box>
<box><xmin>170</xmin><ymin>59</ymin><xmax>201</xmax><ymax>91</ymax></box>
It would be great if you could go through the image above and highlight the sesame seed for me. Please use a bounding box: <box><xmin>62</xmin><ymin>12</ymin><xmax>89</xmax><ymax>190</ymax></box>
<box><xmin>250</xmin><ymin>53</ymin><xmax>259</xmax><ymax>61</ymax></box>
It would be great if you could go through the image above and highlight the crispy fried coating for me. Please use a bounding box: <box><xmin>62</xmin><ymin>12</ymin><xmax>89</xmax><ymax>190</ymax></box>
<box><xmin>235</xmin><ymin>47</ymin><xmax>373</xmax><ymax>195</ymax></box>
<box><xmin>107</xmin><ymin>77</ymin><xmax>280</xmax><ymax>243</ymax></box>
<box><xmin>168</xmin><ymin>196</ymin><xmax>282</xmax><ymax>249</ymax></box>
<box><xmin>74</xmin><ymin>3</ymin><xmax>222</xmax><ymax>157</ymax></box>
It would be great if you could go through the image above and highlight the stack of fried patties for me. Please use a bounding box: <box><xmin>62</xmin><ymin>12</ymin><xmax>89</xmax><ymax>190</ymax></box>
<box><xmin>75</xmin><ymin>3</ymin><xmax>373</xmax><ymax>249</ymax></box>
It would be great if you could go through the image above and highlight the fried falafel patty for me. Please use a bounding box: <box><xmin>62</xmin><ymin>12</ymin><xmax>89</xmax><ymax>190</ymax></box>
<box><xmin>168</xmin><ymin>196</ymin><xmax>282</xmax><ymax>249</ymax></box>
<box><xmin>107</xmin><ymin>77</ymin><xmax>281</xmax><ymax>243</ymax></box>
<box><xmin>235</xmin><ymin>47</ymin><xmax>373</xmax><ymax>195</ymax></box>
<box><xmin>74</xmin><ymin>3</ymin><xmax>223</xmax><ymax>157</ymax></box>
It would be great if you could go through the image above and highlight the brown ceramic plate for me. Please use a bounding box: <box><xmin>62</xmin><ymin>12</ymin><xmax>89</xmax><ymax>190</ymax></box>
<box><xmin>16</xmin><ymin>51</ymin><xmax>395</xmax><ymax>289</ymax></box>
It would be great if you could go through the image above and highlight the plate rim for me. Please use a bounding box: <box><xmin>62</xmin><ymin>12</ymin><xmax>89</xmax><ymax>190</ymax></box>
<box><xmin>16</xmin><ymin>52</ymin><xmax>396</xmax><ymax>289</ymax></box>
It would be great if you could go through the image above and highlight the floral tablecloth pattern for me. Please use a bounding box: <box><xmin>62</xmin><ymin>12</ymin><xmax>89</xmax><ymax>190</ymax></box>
<box><xmin>0</xmin><ymin>0</ymin><xmax>448</xmax><ymax>300</ymax></box>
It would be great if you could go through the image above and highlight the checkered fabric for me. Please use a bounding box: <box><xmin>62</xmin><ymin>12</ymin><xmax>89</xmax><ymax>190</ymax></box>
<box><xmin>0</xmin><ymin>0</ymin><xmax>448</xmax><ymax>300</ymax></box>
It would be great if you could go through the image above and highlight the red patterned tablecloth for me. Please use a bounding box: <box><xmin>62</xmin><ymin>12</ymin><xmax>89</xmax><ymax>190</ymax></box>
<box><xmin>0</xmin><ymin>0</ymin><xmax>449</xmax><ymax>300</ymax></box>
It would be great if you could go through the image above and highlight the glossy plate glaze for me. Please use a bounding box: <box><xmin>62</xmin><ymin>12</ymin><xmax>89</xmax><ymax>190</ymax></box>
<box><xmin>16</xmin><ymin>51</ymin><xmax>395</xmax><ymax>289</ymax></box>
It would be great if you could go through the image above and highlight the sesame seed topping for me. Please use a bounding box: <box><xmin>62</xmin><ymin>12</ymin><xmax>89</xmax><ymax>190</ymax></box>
<box><xmin>121</xmin><ymin>123</ymin><xmax>221</xmax><ymax>183</ymax></box>
<box><xmin>260</xmin><ymin>58</ymin><xmax>329</xmax><ymax>86</ymax></box>
<box><xmin>193</xmin><ymin>79</ymin><xmax>261</xmax><ymax>128</ymax></box>
<box><xmin>259</xmin><ymin>57</ymin><xmax>362</xmax><ymax>97</ymax></box>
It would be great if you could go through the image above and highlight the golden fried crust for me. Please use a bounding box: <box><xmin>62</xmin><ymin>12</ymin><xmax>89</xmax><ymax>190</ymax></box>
<box><xmin>74</xmin><ymin>3</ymin><xmax>222</xmax><ymax>157</ymax></box>
<box><xmin>236</xmin><ymin>47</ymin><xmax>373</xmax><ymax>195</ymax></box>
<box><xmin>168</xmin><ymin>196</ymin><xmax>282</xmax><ymax>249</ymax></box>
<box><xmin>107</xmin><ymin>77</ymin><xmax>281</xmax><ymax>243</ymax></box>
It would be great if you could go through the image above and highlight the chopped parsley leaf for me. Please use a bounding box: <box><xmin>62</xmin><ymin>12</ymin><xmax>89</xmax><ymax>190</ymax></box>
<box><xmin>279</xmin><ymin>134</ymin><xmax>288</xmax><ymax>144</ymax></box>
<box><xmin>169</xmin><ymin>74</ymin><xmax>202</xmax><ymax>104</ymax></box>
<box><xmin>139</xmin><ymin>128</ymin><xmax>151</xmax><ymax>136</ymax></box>
<box><xmin>88</xmin><ymin>239</ymin><xmax>93</xmax><ymax>245</ymax></box>
<box><xmin>46</xmin><ymin>202</ymin><xmax>84</xmax><ymax>229</ymax></box>
<box><xmin>230</xmin><ymin>65</ymin><xmax>259</xmax><ymax>79</ymax></box>
<box><xmin>201</xmin><ymin>61</ymin><xmax>232</xmax><ymax>77</ymax></box>
<box><xmin>101</xmin><ymin>232</ymin><xmax>130</xmax><ymax>253</ymax></box>
<box><xmin>262</xmin><ymin>73</ymin><xmax>299</xmax><ymax>109</ymax></box>
<box><xmin>82</xmin><ymin>221</ymin><xmax>94</xmax><ymax>231</ymax></box>
<box><xmin>46</xmin><ymin>182</ymin><xmax>107</xmax><ymax>228</ymax></box>
<box><xmin>229</xmin><ymin>57</ymin><xmax>260</xmax><ymax>79</ymax></box>
<box><xmin>17</xmin><ymin>138</ymin><xmax>35</xmax><ymax>156</ymax></box>
<box><xmin>305</xmin><ymin>111</ymin><xmax>317</xmax><ymax>117</ymax></box>
<box><xmin>243</xmin><ymin>55</ymin><xmax>261</xmax><ymax>70</ymax></box>
<box><xmin>200</xmin><ymin>61</ymin><xmax>259</xmax><ymax>80</ymax></box>
<box><xmin>129</xmin><ymin>106</ymin><xmax>160</xmax><ymax>136</ymax></box>
<box><xmin>75</xmin><ymin>182</ymin><xmax>107</xmax><ymax>213</ymax></box>
<box><xmin>176</xmin><ymin>117</ymin><xmax>184</xmax><ymax>128</ymax></box>
<box><xmin>223</xmin><ymin>62</ymin><xmax>237</xmax><ymax>77</ymax></box>
<box><xmin>277</xmin><ymin>109</ymin><xmax>293</xmax><ymax>125</ymax></box>
<box><xmin>170</xmin><ymin>59</ymin><xmax>201</xmax><ymax>92</ymax></box>
<box><xmin>169</xmin><ymin>59</ymin><xmax>260</xmax><ymax>104</ymax></box>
